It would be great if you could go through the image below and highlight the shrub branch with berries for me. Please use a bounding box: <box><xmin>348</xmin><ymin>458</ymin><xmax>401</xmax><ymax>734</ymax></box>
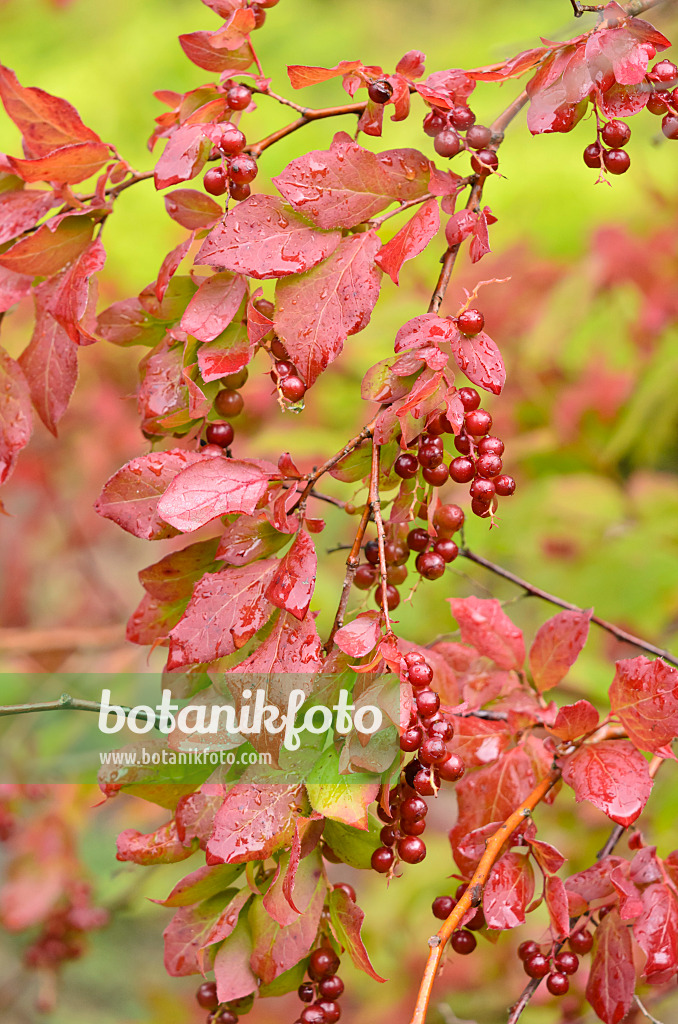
<box><xmin>1</xmin><ymin>1</ymin><xmax>678</xmax><ymax>1023</ymax></box>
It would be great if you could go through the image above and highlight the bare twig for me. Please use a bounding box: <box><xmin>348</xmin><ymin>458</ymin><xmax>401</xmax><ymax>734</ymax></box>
<box><xmin>634</xmin><ymin>994</ymin><xmax>666</xmax><ymax>1024</ymax></box>
<box><xmin>292</xmin><ymin>418</ymin><xmax>376</xmax><ymax>516</ymax></box>
<box><xmin>325</xmin><ymin>501</ymin><xmax>373</xmax><ymax>651</ymax></box>
<box><xmin>369</xmin><ymin>441</ymin><xmax>392</xmax><ymax>635</ymax></box>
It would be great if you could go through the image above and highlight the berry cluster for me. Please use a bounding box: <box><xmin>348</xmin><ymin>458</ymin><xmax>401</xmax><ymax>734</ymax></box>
<box><xmin>196</xmin><ymin>982</ymin><xmax>239</xmax><ymax>1024</ymax></box>
<box><xmin>293</xmin><ymin>945</ymin><xmax>343</xmax><ymax>1024</ymax></box>
<box><xmin>583</xmin><ymin>118</ymin><xmax>632</xmax><ymax>175</ymax></box>
<box><xmin>203</xmin><ymin>123</ymin><xmax>258</xmax><ymax>201</ymax></box>
<box><xmin>269</xmin><ymin>334</ymin><xmax>307</xmax><ymax>403</ymax></box>
<box><xmin>431</xmin><ymin>881</ymin><xmax>485</xmax><ymax>955</ymax></box>
<box><xmin>646</xmin><ymin>58</ymin><xmax>678</xmax><ymax>137</ymax></box>
<box><xmin>24</xmin><ymin>883</ymin><xmax>107</xmax><ymax>970</ymax></box>
<box><xmin>423</xmin><ymin>99</ymin><xmax>498</xmax><ymax>176</ymax></box>
<box><xmin>518</xmin><ymin>927</ymin><xmax>593</xmax><ymax>997</ymax></box>
<box><xmin>371</xmin><ymin>654</ymin><xmax>465</xmax><ymax>875</ymax></box>
<box><xmin>202</xmin><ymin>366</ymin><xmax>248</xmax><ymax>453</ymax></box>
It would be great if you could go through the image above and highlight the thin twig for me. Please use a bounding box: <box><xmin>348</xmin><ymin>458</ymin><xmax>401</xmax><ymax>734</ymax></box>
<box><xmin>292</xmin><ymin>418</ymin><xmax>376</xmax><ymax>516</ymax></box>
<box><xmin>325</xmin><ymin>501</ymin><xmax>373</xmax><ymax>652</ymax></box>
<box><xmin>634</xmin><ymin>994</ymin><xmax>666</xmax><ymax>1024</ymax></box>
<box><xmin>369</xmin><ymin>440</ymin><xmax>392</xmax><ymax>635</ymax></box>
<box><xmin>248</xmin><ymin>100</ymin><xmax>367</xmax><ymax>158</ymax></box>
<box><xmin>459</xmin><ymin>547</ymin><xmax>678</xmax><ymax>668</ymax></box>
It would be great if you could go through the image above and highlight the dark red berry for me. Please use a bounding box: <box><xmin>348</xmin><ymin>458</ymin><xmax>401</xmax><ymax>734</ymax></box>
<box><xmin>438</xmin><ymin>752</ymin><xmax>465</xmax><ymax>782</ymax></box>
<box><xmin>449</xmin><ymin>457</ymin><xmax>475</xmax><ymax>483</ymax></box>
<box><xmin>603</xmin><ymin>148</ymin><xmax>630</xmax><ymax>174</ymax></box>
<box><xmin>569</xmin><ymin>929</ymin><xmax>593</xmax><ymax>954</ymax></box>
<box><xmin>547</xmin><ymin>972</ymin><xmax>569</xmax><ymax>996</ymax></box>
<box><xmin>662</xmin><ymin>113</ymin><xmax>678</xmax><ymax>139</ymax></box>
<box><xmin>374</xmin><ymin>583</ymin><xmax>400</xmax><ymax>610</ymax></box>
<box><xmin>319</xmin><ymin>976</ymin><xmax>344</xmax><ymax>1000</ymax></box>
<box><xmin>222</xmin><ymin>367</ymin><xmax>249</xmax><ymax>389</ymax></box>
<box><xmin>204</xmin><ymin>166</ymin><xmax>228</xmax><ymax>195</ymax></box>
<box><xmin>274</xmin><ymin>360</ymin><xmax>293</xmax><ymax>379</ymax></box>
<box><xmin>524</xmin><ymin>953</ymin><xmax>550</xmax><ymax>979</ymax></box>
<box><xmin>601</xmin><ymin>119</ymin><xmax>631</xmax><ymax>147</ymax></box>
<box><xmin>415</xmin><ymin>551</ymin><xmax>446</xmax><ymax>580</ymax></box>
<box><xmin>432</xmin><ymin>896</ymin><xmax>455</xmax><ymax>920</ymax></box>
<box><xmin>454</xmin><ymin>433</ymin><xmax>472</xmax><ymax>455</ymax></box>
<box><xmin>280</xmin><ymin>375</ymin><xmax>306</xmax><ymax>401</ymax></box>
<box><xmin>398</xmin><ymin>836</ymin><xmax>427</xmax><ymax>863</ymax></box>
<box><xmin>214</xmin><ymin>123</ymin><xmax>246</xmax><ymax>155</ymax></box>
<box><xmin>428</xmin><ymin>719</ymin><xmax>454</xmax><ymax>741</ymax></box>
<box><xmin>646</xmin><ymin>91</ymin><xmax>669</xmax><ymax>114</ymax></box>
<box><xmin>251</xmin><ymin>4</ymin><xmax>266</xmax><ymax>28</ymax></box>
<box><xmin>395</xmin><ymin>453</ymin><xmax>419</xmax><ymax>479</ymax></box>
<box><xmin>408</xmin><ymin>661</ymin><xmax>434</xmax><ymax>687</ymax></box>
<box><xmin>459</xmin><ymin>387</ymin><xmax>481</xmax><ymax>411</ymax></box>
<box><xmin>256</xmin><ymin>298</ymin><xmax>275</xmax><ymax>319</ymax></box>
<box><xmin>455</xmin><ymin>883</ymin><xmax>469</xmax><ymax>899</ymax></box>
<box><xmin>377</xmin><ymin>802</ymin><xmax>395</xmax><ymax>823</ymax></box>
<box><xmin>423</xmin><ymin>110</ymin><xmax>447</xmax><ymax>137</ymax></box>
<box><xmin>418</xmin><ymin>442</ymin><xmax>444</xmax><ymax>469</ymax></box>
<box><xmin>400</xmin><ymin>727</ymin><xmax>423</xmax><ymax>752</ymax></box>
<box><xmin>230</xmin><ymin>181</ymin><xmax>251</xmax><ymax>201</ymax></box>
<box><xmin>470</xmin><ymin>478</ymin><xmax>495</xmax><ymax>501</ymax></box>
<box><xmin>354</xmin><ymin>564</ymin><xmax>377</xmax><ymax>590</ymax></box>
<box><xmin>205</xmin><ymin>421</ymin><xmax>234</xmax><ymax>448</ymax></box>
<box><xmin>465</xmin><ymin>907</ymin><xmax>485</xmax><ymax>930</ymax></box>
<box><xmin>477</xmin><ymin>436</ymin><xmax>504</xmax><ymax>457</ymax></box>
<box><xmin>422</xmin><ymin>462</ymin><xmax>449</xmax><ymax>486</ymax></box>
<box><xmin>434</xmin><ymin>503</ymin><xmax>464</xmax><ymax>534</ymax></box>
<box><xmin>434</xmin><ymin>129</ymin><xmax>461</xmax><ymax>158</ymax></box>
<box><xmin>215</xmin><ymin>389</ymin><xmax>244</xmax><ymax>417</ymax></box>
<box><xmin>404</xmin><ymin>650</ymin><xmax>425</xmax><ymax>667</ymax></box>
<box><xmin>380</xmin><ymin>824</ymin><xmax>398</xmax><ymax>847</ymax></box>
<box><xmin>196</xmin><ymin>982</ymin><xmax>219</xmax><ymax>1010</ymax></box>
<box><xmin>401</xmin><ymin>817</ymin><xmax>426</xmax><ymax>836</ymax></box>
<box><xmin>415</xmin><ymin>689</ymin><xmax>440</xmax><ymax>717</ymax></box>
<box><xmin>230</xmin><ymin>154</ymin><xmax>258</xmax><ymax>184</ymax></box>
<box><xmin>650</xmin><ymin>59</ymin><xmax>678</xmax><ymax>82</ymax></box>
<box><xmin>227</xmin><ymin>84</ymin><xmax>252</xmax><ymax>110</ymax></box>
<box><xmin>433</xmin><ymin>538</ymin><xmax>458</xmax><ymax>563</ymax></box>
<box><xmin>401</xmin><ymin>796</ymin><xmax>428</xmax><ymax>822</ymax></box>
<box><xmin>309</xmin><ymin>947</ymin><xmax>340</xmax><ymax>980</ymax></box>
<box><xmin>494</xmin><ymin>475</ymin><xmax>516</xmax><ymax>496</ymax></box>
<box><xmin>450</xmin><ymin>105</ymin><xmax>476</xmax><ymax>130</ymax></box>
<box><xmin>368</xmin><ymin>79</ymin><xmax>393</xmax><ymax>104</ymax></box>
<box><xmin>300</xmin><ymin>1008</ymin><xmax>325</xmax><ymax>1024</ymax></box>
<box><xmin>555</xmin><ymin>952</ymin><xmax>579</xmax><ymax>975</ymax></box>
<box><xmin>316</xmin><ymin>1000</ymin><xmax>341</xmax><ymax>1023</ymax></box>
<box><xmin>471</xmin><ymin>497</ymin><xmax>492</xmax><ymax>518</ymax></box>
<box><xmin>476</xmin><ymin>453</ymin><xmax>502</xmax><ymax>478</ymax></box>
<box><xmin>299</xmin><ymin>983</ymin><xmax>315</xmax><ymax>1002</ymax></box>
<box><xmin>450</xmin><ymin>929</ymin><xmax>477</xmax><ymax>955</ymax></box>
<box><xmin>426</xmin><ymin>410</ymin><xmax>451</xmax><ymax>434</ymax></box>
<box><xmin>518</xmin><ymin>940</ymin><xmax>539</xmax><ymax>961</ymax></box>
<box><xmin>365</xmin><ymin>540</ymin><xmax>380</xmax><ymax>564</ymax></box>
<box><xmin>465</xmin><ymin>409</ymin><xmax>492</xmax><ymax>435</ymax></box>
<box><xmin>465</xmin><ymin>124</ymin><xmax>492</xmax><ymax>149</ymax></box>
<box><xmin>386</xmin><ymin>561</ymin><xmax>408</xmax><ymax>585</ymax></box>
<box><xmin>214</xmin><ymin>1011</ymin><xmax>238</xmax><ymax>1024</ymax></box>
<box><xmin>413</xmin><ymin>768</ymin><xmax>440</xmax><ymax>795</ymax></box>
<box><xmin>457</xmin><ymin>308</ymin><xmax>484</xmax><ymax>336</ymax></box>
<box><xmin>385</xmin><ymin>539</ymin><xmax>408</xmax><ymax>565</ymax></box>
<box><xmin>471</xmin><ymin>149</ymin><xmax>498</xmax><ymax>174</ymax></box>
<box><xmin>332</xmin><ymin>882</ymin><xmax>356</xmax><ymax>901</ymax></box>
<box><xmin>408</xmin><ymin>528</ymin><xmax>430</xmax><ymax>552</ymax></box>
<box><xmin>419</xmin><ymin>735</ymin><xmax>448</xmax><ymax>765</ymax></box>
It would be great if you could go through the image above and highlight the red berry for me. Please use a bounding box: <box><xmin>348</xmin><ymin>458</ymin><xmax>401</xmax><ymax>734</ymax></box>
<box><xmin>309</xmin><ymin>947</ymin><xmax>340</xmax><ymax>979</ymax></box>
<box><xmin>438</xmin><ymin>752</ymin><xmax>465</xmax><ymax>782</ymax></box>
<box><xmin>415</xmin><ymin>551</ymin><xmax>446</xmax><ymax>580</ymax></box>
<box><xmin>432</xmin><ymin>896</ymin><xmax>455</xmax><ymax>920</ymax></box>
<box><xmin>583</xmin><ymin>142</ymin><xmax>602</xmax><ymax>167</ymax></box>
<box><xmin>477</xmin><ymin>436</ymin><xmax>504</xmax><ymax>457</ymax></box>
<box><xmin>457</xmin><ymin>308</ymin><xmax>484</xmax><ymax>336</ymax></box>
<box><xmin>281</xmin><ymin>375</ymin><xmax>306</xmax><ymax>401</ymax></box>
<box><xmin>434</xmin><ymin>503</ymin><xmax>464</xmax><ymax>534</ymax></box>
<box><xmin>408</xmin><ymin>528</ymin><xmax>430</xmax><ymax>552</ymax></box>
<box><xmin>398</xmin><ymin>836</ymin><xmax>427</xmax><ymax>863</ymax></box>
<box><xmin>518</xmin><ymin>940</ymin><xmax>539</xmax><ymax>961</ymax></box>
<box><xmin>418</xmin><ymin>442</ymin><xmax>444</xmax><ymax>469</ymax></box>
<box><xmin>300</xmin><ymin>1009</ymin><xmax>325</xmax><ymax>1024</ymax></box>
<box><xmin>428</xmin><ymin>719</ymin><xmax>454</xmax><ymax>741</ymax></box>
<box><xmin>316</xmin><ymin>1000</ymin><xmax>341</xmax><ymax>1023</ymax></box>
<box><xmin>546</xmin><ymin>972</ymin><xmax>569</xmax><ymax>996</ymax></box>
<box><xmin>647</xmin><ymin>91</ymin><xmax>669</xmax><ymax>114</ymax></box>
<box><xmin>433</xmin><ymin>538</ymin><xmax>458</xmax><ymax>563</ymax></box>
<box><xmin>274</xmin><ymin>359</ymin><xmax>293</xmax><ymax>379</ymax></box>
<box><xmin>222</xmin><ymin>367</ymin><xmax>248</xmax><ymax>389</ymax></box>
<box><xmin>650</xmin><ymin>59</ymin><xmax>678</xmax><ymax>82</ymax></box>
<box><xmin>354</xmin><ymin>564</ymin><xmax>377</xmax><ymax>590</ymax></box>
<box><xmin>374</xmin><ymin>583</ymin><xmax>400</xmax><ymax>610</ymax></box>
<box><xmin>230</xmin><ymin>154</ymin><xmax>258</xmax><ymax>184</ymax></box>
<box><xmin>494</xmin><ymin>474</ymin><xmax>516</xmax><ymax>496</ymax></box>
<box><xmin>569</xmin><ymin>929</ymin><xmax>593</xmax><ymax>954</ymax></box>
<box><xmin>227</xmin><ymin>84</ymin><xmax>252</xmax><ymax>110</ymax></box>
<box><xmin>603</xmin><ymin>148</ymin><xmax>630</xmax><ymax>174</ymax></box>
<box><xmin>384</xmin><ymin>539</ymin><xmax>408</xmax><ymax>565</ymax></box>
<box><xmin>372</xmin><ymin>846</ymin><xmax>395</xmax><ymax>873</ymax></box>
<box><xmin>415</xmin><ymin>689</ymin><xmax>440</xmax><ymax>717</ymax></box>
<box><xmin>214</xmin><ymin>389</ymin><xmax>244</xmax><ymax>418</ymax></box>
<box><xmin>400</xmin><ymin>796</ymin><xmax>428</xmax><ymax>822</ymax></box>
<box><xmin>387</xmin><ymin>563</ymin><xmax>407</xmax><ymax>586</ymax></box>
<box><xmin>214</xmin><ymin>123</ymin><xmax>246</xmax><ymax>155</ymax></box>
<box><xmin>365</xmin><ymin>540</ymin><xmax>380</xmax><ymax>564</ymax></box>
<box><xmin>214</xmin><ymin>1012</ymin><xmax>238</xmax><ymax>1024</ymax></box>
<box><xmin>251</xmin><ymin>4</ymin><xmax>266</xmax><ymax>27</ymax></box>
<box><xmin>400</xmin><ymin>726</ymin><xmax>423</xmax><ymax>752</ymax></box>
<box><xmin>203</xmin><ymin>166</ymin><xmax>228</xmax><ymax>195</ymax></box>
<box><xmin>555</xmin><ymin>952</ymin><xmax>579</xmax><ymax>975</ymax></box>
<box><xmin>195</xmin><ymin>982</ymin><xmax>219</xmax><ymax>1010</ymax></box>
<box><xmin>395</xmin><ymin>453</ymin><xmax>419</xmax><ymax>479</ymax></box>
<box><xmin>332</xmin><ymin>882</ymin><xmax>356</xmax><ymax>901</ymax></box>
<box><xmin>450</xmin><ymin>929</ymin><xmax>477</xmax><ymax>955</ymax></box>
<box><xmin>408</xmin><ymin>661</ymin><xmax>433</xmax><ymax>688</ymax></box>
<box><xmin>465</xmin><ymin>409</ymin><xmax>492</xmax><ymax>435</ymax></box>
<box><xmin>257</xmin><ymin>298</ymin><xmax>275</xmax><ymax>319</ymax></box>
<box><xmin>404</xmin><ymin>650</ymin><xmax>425</xmax><ymax>667</ymax></box>
<box><xmin>380</xmin><ymin>824</ymin><xmax>398</xmax><ymax>847</ymax></box>
<box><xmin>418</xmin><ymin>735</ymin><xmax>448</xmax><ymax>765</ymax></box>
<box><xmin>471</xmin><ymin>149</ymin><xmax>498</xmax><ymax>174</ymax></box>
<box><xmin>455</xmin><ymin>883</ymin><xmax>469</xmax><ymax>899</ymax></box>
<box><xmin>470</xmin><ymin>478</ymin><xmax>495</xmax><ymax>501</ymax></box>
<box><xmin>465</xmin><ymin>124</ymin><xmax>493</xmax><ymax>150</ymax></box>
<box><xmin>401</xmin><ymin>817</ymin><xmax>426</xmax><ymax>836</ymax></box>
<box><xmin>426</xmin><ymin>410</ymin><xmax>451</xmax><ymax>434</ymax></box>
<box><xmin>471</xmin><ymin>497</ymin><xmax>492</xmax><ymax>518</ymax></box>
<box><xmin>476</xmin><ymin>453</ymin><xmax>502</xmax><ymax>478</ymax></box>
<box><xmin>459</xmin><ymin>387</ymin><xmax>481</xmax><ymax>411</ymax></box>
<box><xmin>368</xmin><ymin>79</ymin><xmax>393</xmax><ymax>104</ymax></box>
<box><xmin>524</xmin><ymin>953</ymin><xmax>550</xmax><ymax>979</ymax></box>
<box><xmin>662</xmin><ymin>113</ymin><xmax>678</xmax><ymax>139</ymax></box>
<box><xmin>450</xmin><ymin>105</ymin><xmax>476</xmax><ymax>130</ymax></box>
<box><xmin>423</xmin><ymin>110</ymin><xmax>448</xmax><ymax>137</ymax></box>
<box><xmin>434</xmin><ymin>129</ymin><xmax>462</xmax><ymax>158</ymax></box>
<box><xmin>319</xmin><ymin>976</ymin><xmax>344</xmax><ymax>1000</ymax></box>
<box><xmin>299</xmin><ymin>983</ymin><xmax>315</xmax><ymax>1002</ymax></box>
<box><xmin>205</xmin><ymin>421</ymin><xmax>234</xmax><ymax>448</ymax></box>
<box><xmin>422</xmin><ymin>462</ymin><xmax>449</xmax><ymax>486</ymax></box>
<box><xmin>465</xmin><ymin>907</ymin><xmax>485</xmax><ymax>931</ymax></box>
<box><xmin>449</xmin><ymin>457</ymin><xmax>475</xmax><ymax>483</ymax></box>
<box><xmin>413</xmin><ymin>768</ymin><xmax>440</xmax><ymax>795</ymax></box>
<box><xmin>601</xmin><ymin>120</ymin><xmax>631</xmax><ymax>147</ymax></box>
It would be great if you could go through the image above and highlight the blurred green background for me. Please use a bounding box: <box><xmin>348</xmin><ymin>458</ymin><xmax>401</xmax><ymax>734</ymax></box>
<box><xmin>1</xmin><ymin>0</ymin><xmax>678</xmax><ymax>1022</ymax></box>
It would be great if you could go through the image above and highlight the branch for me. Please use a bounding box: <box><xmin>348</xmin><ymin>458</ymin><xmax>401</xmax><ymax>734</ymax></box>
<box><xmin>634</xmin><ymin>994</ymin><xmax>666</xmax><ymax>1024</ymax></box>
<box><xmin>369</xmin><ymin>440</ymin><xmax>393</xmax><ymax>635</ymax></box>
<box><xmin>325</xmin><ymin>500</ymin><xmax>373</xmax><ymax>652</ymax></box>
<box><xmin>292</xmin><ymin>417</ymin><xmax>376</xmax><ymax>516</ymax></box>
<box><xmin>0</xmin><ymin>694</ymin><xmax>104</xmax><ymax>717</ymax></box>
<box><xmin>248</xmin><ymin>100</ymin><xmax>367</xmax><ymax>158</ymax></box>
<box><xmin>459</xmin><ymin>546</ymin><xmax>678</xmax><ymax>668</ymax></box>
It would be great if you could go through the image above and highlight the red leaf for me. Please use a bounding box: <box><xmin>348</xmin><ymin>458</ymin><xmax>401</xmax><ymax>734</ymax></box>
<box><xmin>448</xmin><ymin>596</ymin><xmax>525</xmax><ymax>670</ymax></box>
<box><xmin>0</xmin><ymin>188</ymin><xmax>55</xmax><ymax>246</ymax></box>
<box><xmin>197</xmin><ymin>319</ymin><xmax>252</xmax><ymax>381</ymax></box>
<box><xmin>0</xmin><ymin>266</ymin><xmax>31</xmax><ymax>312</ymax></box>
<box><xmin>483</xmin><ymin>851</ymin><xmax>535</xmax><ymax>929</ymax></box>
<box><xmin>126</xmin><ymin>592</ymin><xmax>184</xmax><ymax>646</ymax></box>
<box><xmin>206</xmin><ymin>784</ymin><xmax>303</xmax><ymax>865</ymax></box>
<box><xmin>116</xmin><ymin>821</ymin><xmax>197</xmax><ymax>865</ymax></box>
<box><xmin>95</xmin><ymin>448</ymin><xmax>204</xmax><ymax>540</ymax></box>
<box><xmin>544</xmin><ymin>875</ymin><xmax>570</xmax><ymax>939</ymax></box>
<box><xmin>139</xmin><ymin>538</ymin><xmax>221</xmax><ymax>603</ymax></box>
<box><xmin>529</xmin><ymin>609</ymin><xmax>592</xmax><ymax>693</ymax></box>
<box><xmin>548</xmin><ymin>699</ymin><xmax>600</xmax><ymax>741</ymax></box>
<box><xmin>50</xmin><ymin>237</ymin><xmax>106</xmax><ymax>344</ymax></box>
<box><xmin>200</xmin><ymin>889</ymin><xmax>251</xmax><ymax>955</ymax></box>
<box><xmin>565</xmin><ymin>856</ymin><xmax>627</xmax><ymax>909</ymax></box>
<box><xmin>287</xmin><ymin>60</ymin><xmax>362</xmax><ymax>89</ymax></box>
<box><xmin>274</xmin><ymin>230</ymin><xmax>381</xmax><ymax>386</ymax></box>
<box><xmin>167</xmin><ymin>561</ymin><xmax>277</xmax><ymax>667</ymax></box>
<box><xmin>415</xmin><ymin>68</ymin><xmax>475</xmax><ymax>110</ymax></box>
<box><xmin>273</xmin><ymin>132</ymin><xmax>430</xmax><ymax>230</ymax></box>
<box><xmin>396</xmin><ymin>51</ymin><xmax>426</xmax><ymax>79</ymax></box>
<box><xmin>467</xmin><ymin>46</ymin><xmax>552</xmax><ymax>82</ymax></box>
<box><xmin>394</xmin><ymin>313</ymin><xmax>455</xmax><ymax>352</ymax></box>
<box><xmin>328</xmin><ymin>888</ymin><xmax>386</xmax><ymax>983</ymax></box>
<box><xmin>525</xmin><ymin>833</ymin><xmax>566</xmax><ymax>874</ymax></box>
<box><xmin>213</xmin><ymin>916</ymin><xmax>257</xmax><ymax>1003</ymax></box>
<box><xmin>633</xmin><ymin>883</ymin><xmax>678</xmax><ymax>981</ymax></box>
<box><xmin>0</xmin><ymin>345</ymin><xmax>32</xmax><ymax>485</ymax></box>
<box><xmin>209</xmin><ymin>8</ymin><xmax>256</xmax><ymax>49</ymax></box>
<box><xmin>0</xmin><ymin>64</ymin><xmax>102</xmax><ymax>159</ymax></box>
<box><xmin>196</xmin><ymin>194</ymin><xmax>342</xmax><ymax>279</ymax></box>
<box><xmin>469</xmin><ymin>207</ymin><xmax>494</xmax><ymax>263</ymax></box>
<box><xmin>156</xmin><ymin>235</ymin><xmax>194</xmax><ymax>303</ymax></box>
<box><xmin>164</xmin><ymin>189</ymin><xmax>222</xmax><ymax>231</ymax></box>
<box><xmin>375</xmin><ymin>198</ymin><xmax>439</xmax><ymax>284</ymax></box>
<box><xmin>157</xmin><ymin>863</ymin><xmax>243</xmax><ymax>908</ymax></box>
<box><xmin>163</xmin><ymin>894</ymin><xmax>231</xmax><ymax>977</ymax></box>
<box><xmin>334</xmin><ymin>611</ymin><xmax>381</xmax><ymax>658</ymax></box>
<box><xmin>8</xmin><ymin>142</ymin><xmax>111</xmax><ymax>185</ymax></box>
<box><xmin>0</xmin><ymin>215</ymin><xmax>94</xmax><ymax>277</ymax></box>
<box><xmin>180</xmin><ymin>271</ymin><xmax>247</xmax><ymax>342</ymax></box>
<box><xmin>19</xmin><ymin>283</ymin><xmax>77</xmax><ymax>435</ymax></box>
<box><xmin>609</xmin><ymin>655</ymin><xmax>678</xmax><ymax>753</ymax></box>
<box><xmin>154</xmin><ymin>124</ymin><xmax>211</xmax><ymax>190</ymax></box>
<box><xmin>178</xmin><ymin>32</ymin><xmax>254</xmax><ymax>74</ymax></box>
<box><xmin>449</xmin><ymin>327</ymin><xmax>505</xmax><ymax>395</ymax></box>
<box><xmin>447</xmin><ymin>716</ymin><xmax>511</xmax><ymax>767</ymax></box>
<box><xmin>217</xmin><ymin>512</ymin><xmax>287</xmax><ymax>566</ymax></box>
<box><xmin>228</xmin><ymin>609</ymin><xmax>323</xmax><ymax>674</ymax></box>
<box><xmin>561</xmin><ymin>740</ymin><xmax>653</xmax><ymax>827</ymax></box>
<box><xmin>265</xmin><ymin>529</ymin><xmax>316</xmax><ymax>621</ymax></box>
<box><xmin>246</xmin><ymin>291</ymin><xmax>274</xmax><ymax>346</ymax></box>
<box><xmin>157</xmin><ymin>456</ymin><xmax>275</xmax><ymax>533</ymax></box>
<box><xmin>586</xmin><ymin>910</ymin><xmax>635</xmax><ymax>1024</ymax></box>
